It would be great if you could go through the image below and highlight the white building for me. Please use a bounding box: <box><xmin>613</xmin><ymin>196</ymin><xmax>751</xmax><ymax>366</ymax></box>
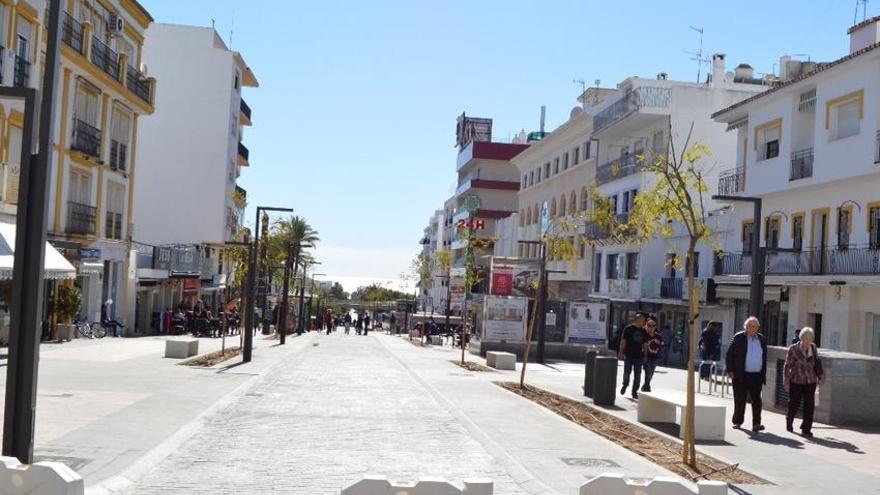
<box><xmin>712</xmin><ymin>19</ymin><xmax>880</xmax><ymax>355</ymax></box>
<box><xmin>133</xmin><ymin>23</ymin><xmax>258</xmax><ymax>321</ymax></box>
<box><xmin>585</xmin><ymin>55</ymin><xmax>766</xmax><ymax>364</ymax></box>
<box><xmin>418</xmin><ymin>209</ymin><xmax>447</xmax><ymax>313</ymax></box>
<box><xmin>0</xmin><ymin>0</ymin><xmax>156</xmax><ymax>329</ymax></box>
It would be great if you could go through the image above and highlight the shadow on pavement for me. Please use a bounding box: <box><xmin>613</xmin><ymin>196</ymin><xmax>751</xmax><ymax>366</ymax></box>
<box><xmin>809</xmin><ymin>435</ymin><xmax>865</xmax><ymax>453</ymax></box>
<box><xmin>728</xmin><ymin>485</ymin><xmax>756</xmax><ymax>495</ymax></box>
<box><xmin>744</xmin><ymin>430</ymin><xmax>804</xmax><ymax>449</ymax></box>
<box><xmin>641</xmin><ymin>422</ymin><xmax>734</xmax><ymax>446</ymax></box>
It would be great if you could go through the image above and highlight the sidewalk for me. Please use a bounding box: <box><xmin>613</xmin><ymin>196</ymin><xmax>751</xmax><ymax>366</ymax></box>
<box><xmin>0</xmin><ymin>331</ymin><xmax>308</xmax><ymax>491</ymax></box>
<box><xmin>463</xmin><ymin>347</ymin><xmax>880</xmax><ymax>494</ymax></box>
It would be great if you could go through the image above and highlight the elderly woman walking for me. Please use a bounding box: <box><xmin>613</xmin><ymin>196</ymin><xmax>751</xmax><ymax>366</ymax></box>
<box><xmin>784</xmin><ymin>327</ymin><xmax>824</xmax><ymax>438</ymax></box>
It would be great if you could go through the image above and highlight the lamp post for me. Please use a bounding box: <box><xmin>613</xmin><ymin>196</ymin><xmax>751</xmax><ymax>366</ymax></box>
<box><xmin>309</xmin><ymin>273</ymin><xmax>326</xmax><ymax>331</ymax></box>
<box><xmin>297</xmin><ymin>260</ymin><xmax>319</xmax><ymax>334</ymax></box>
<box><xmin>244</xmin><ymin>206</ymin><xmax>292</xmax><ymax>362</ymax></box>
<box><xmin>712</xmin><ymin>195</ymin><xmax>764</xmax><ymax>325</ymax></box>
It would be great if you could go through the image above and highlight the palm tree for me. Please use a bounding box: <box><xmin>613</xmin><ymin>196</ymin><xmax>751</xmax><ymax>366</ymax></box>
<box><xmin>269</xmin><ymin>216</ymin><xmax>319</xmax><ymax>330</ymax></box>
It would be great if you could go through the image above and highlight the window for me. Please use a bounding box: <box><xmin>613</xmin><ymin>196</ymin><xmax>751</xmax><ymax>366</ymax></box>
<box><xmin>665</xmin><ymin>253</ymin><xmax>677</xmax><ymax>277</ymax></box>
<box><xmin>559</xmin><ymin>195</ymin><xmax>566</xmax><ymax>217</ymax></box>
<box><xmin>522</xmin><ymin>175</ymin><xmax>527</xmax><ymax>188</ymax></box>
<box><xmin>68</xmin><ymin>169</ymin><xmax>91</xmax><ymax>204</ymax></box>
<box><xmin>573</xmin><ymin>146</ymin><xmax>580</xmax><ymax>165</ymax></box>
<box><xmin>625</xmin><ymin>252</ymin><xmax>639</xmax><ymax>279</ymax></box>
<box><xmin>74</xmin><ymin>86</ymin><xmax>100</xmax><ymax>126</ymax></box>
<box><xmin>533</xmin><ymin>204</ymin><xmax>539</xmax><ymax>225</ymax></box>
<box><xmin>833</xmin><ymin>99</ymin><xmax>860</xmax><ymax>140</ymax></box>
<box><xmin>553</xmin><ymin>158</ymin><xmax>559</xmax><ymax>174</ymax></box>
<box><xmin>105</xmin><ymin>182</ymin><xmax>125</xmax><ymax>240</ymax></box>
<box><xmin>622</xmin><ymin>191</ymin><xmax>630</xmax><ymax>213</ymax></box>
<box><xmin>610</xmin><ymin>194</ymin><xmax>618</xmax><ymax>214</ymax></box>
<box><xmin>584</xmin><ymin>141</ymin><xmax>591</xmax><ymax>159</ymax></box>
<box><xmin>870</xmin><ymin>206</ymin><xmax>880</xmax><ymax>249</ymax></box>
<box><xmin>563</xmin><ymin>153</ymin><xmax>569</xmax><ymax>170</ymax></box>
<box><xmin>529</xmin><ymin>171</ymin><xmax>534</xmax><ymax>186</ymax></box>
<box><xmin>579</xmin><ymin>236</ymin><xmax>586</xmax><ymax>259</ymax></box>
<box><xmin>792</xmin><ymin>215</ymin><xmax>804</xmax><ymax>251</ymax></box>
<box><xmin>550</xmin><ymin>198</ymin><xmax>557</xmax><ymax>218</ymax></box>
<box><xmin>837</xmin><ymin>207</ymin><xmax>851</xmax><ymax>249</ymax></box>
<box><xmin>544</xmin><ymin>162</ymin><xmax>550</xmax><ymax>178</ymax></box>
<box><xmin>234</xmin><ymin>73</ymin><xmax>240</xmax><ymax>91</ymax></box>
<box><xmin>607</xmin><ymin>254</ymin><xmax>619</xmax><ymax>279</ymax></box>
<box><xmin>110</xmin><ymin>108</ymin><xmax>131</xmax><ymax>171</ymax></box>
<box><xmin>116</xmin><ymin>37</ymin><xmax>136</xmax><ymax>68</ymax></box>
<box><xmin>580</xmin><ymin>188</ymin><xmax>589</xmax><ymax>211</ymax></box>
<box><xmin>685</xmin><ymin>252</ymin><xmax>700</xmax><ymax>277</ymax></box>
<box><xmin>593</xmin><ymin>253</ymin><xmax>602</xmax><ymax>291</ymax></box>
<box><xmin>652</xmin><ymin>130</ymin><xmax>665</xmax><ymax>154</ymax></box>
<box><xmin>569</xmin><ymin>191</ymin><xmax>576</xmax><ymax>215</ymax></box>
<box><xmin>755</xmin><ymin>119</ymin><xmax>781</xmax><ymax>161</ymax></box>
<box><xmin>766</xmin><ymin>216</ymin><xmax>781</xmax><ymax>249</ymax></box>
<box><xmin>742</xmin><ymin>221</ymin><xmax>755</xmax><ymax>254</ymax></box>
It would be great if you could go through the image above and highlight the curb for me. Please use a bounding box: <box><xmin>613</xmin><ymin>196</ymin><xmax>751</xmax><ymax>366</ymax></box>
<box><xmin>85</xmin><ymin>335</ymin><xmax>315</xmax><ymax>495</ymax></box>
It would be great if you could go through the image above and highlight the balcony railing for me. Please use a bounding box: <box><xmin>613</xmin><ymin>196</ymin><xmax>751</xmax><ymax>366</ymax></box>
<box><xmin>607</xmin><ymin>278</ymin><xmax>631</xmax><ymax>295</ymax></box>
<box><xmin>596</xmin><ymin>155</ymin><xmax>645</xmax><ymax>185</ymax></box>
<box><xmin>717</xmin><ymin>167</ymin><xmax>744</xmax><ymax>195</ymax></box>
<box><xmin>126</xmin><ymin>64</ymin><xmax>152</xmax><ymax>104</ymax></box>
<box><xmin>240</xmin><ymin>98</ymin><xmax>252</xmax><ymax>122</ymax></box>
<box><xmin>660</xmin><ymin>277</ymin><xmax>684</xmax><ymax>299</ymax></box>
<box><xmin>71</xmin><ymin>118</ymin><xmax>101</xmax><ymax>157</ymax></box>
<box><xmin>790</xmin><ymin>148</ymin><xmax>814</xmax><ymax>181</ymax></box>
<box><xmin>593</xmin><ymin>86</ymin><xmax>671</xmax><ymax>133</ymax></box>
<box><xmin>67</xmin><ymin>201</ymin><xmax>97</xmax><ymax>235</ymax></box>
<box><xmin>238</xmin><ymin>141</ymin><xmax>250</xmax><ymax>162</ymax></box>
<box><xmin>110</xmin><ymin>139</ymin><xmax>127</xmax><ymax>171</ymax></box>
<box><xmin>105</xmin><ymin>211</ymin><xmax>123</xmax><ymax>240</ymax></box>
<box><xmin>13</xmin><ymin>56</ymin><xmax>29</xmax><ymax>88</ymax></box>
<box><xmin>91</xmin><ymin>36</ymin><xmax>120</xmax><ymax>80</ymax></box>
<box><xmin>584</xmin><ymin>213</ymin><xmax>630</xmax><ymax>240</ymax></box>
<box><xmin>62</xmin><ymin>11</ymin><xmax>85</xmax><ymax>55</ymax></box>
<box><xmin>715</xmin><ymin>246</ymin><xmax>880</xmax><ymax>276</ymax></box>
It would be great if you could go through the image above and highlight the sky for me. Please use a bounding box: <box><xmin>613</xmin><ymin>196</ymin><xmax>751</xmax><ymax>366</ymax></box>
<box><xmin>142</xmin><ymin>0</ymin><xmax>860</xmax><ymax>293</ymax></box>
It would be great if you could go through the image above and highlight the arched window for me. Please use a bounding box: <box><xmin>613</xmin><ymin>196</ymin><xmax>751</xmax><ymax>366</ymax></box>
<box><xmin>533</xmin><ymin>204</ymin><xmax>539</xmax><ymax>225</ymax></box>
<box><xmin>559</xmin><ymin>194</ymin><xmax>567</xmax><ymax>218</ymax></box>
<box><xmin>519</xmin><ymin>209</ymin><xmax>525</xmax><ymax>227</ymax></box>
<box><xmin>570</xmin><ymin>191</ymin><xmax>577</xmax><ymax>215</ymax></box>
<box><xmin>526</xmin><ymin>207</ymin><xmax>532</xmax><ymax>225</ymax></box>
<box><xmin>550</xmin><ymin>198</ymin><xmax>558</xmax><ymax>218</ymax></box>
<box><xmin>580</xmin><ymin>187</ymin><xmax>590</xmax><ymax>211</ymax></box>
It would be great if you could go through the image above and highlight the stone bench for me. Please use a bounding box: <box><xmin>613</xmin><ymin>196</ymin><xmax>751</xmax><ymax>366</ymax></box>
<box><xmin>486</xmin><ymin>351</ymin><xmax>516</xmax><ymax>370</ymax></box>
<box><xmin>637</xmin><ymin>390</ymin><xmax>726</xmax><ymax>441</ymax></box>
<box><xmin>429</xmin><ymin>335</ymin><xmax>444</xmax><ymax>345</ymax></box>
<box><xmin>165</xmin><ymin>339</ymin><xmax>199</xmax><ymax>359</ymax></box>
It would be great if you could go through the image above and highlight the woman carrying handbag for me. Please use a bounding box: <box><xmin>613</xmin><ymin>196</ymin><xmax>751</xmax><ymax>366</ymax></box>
<box><xmin>783</xmin><ymin>326</ymin><xmax>825</xmax><ymax>438</ymax></box>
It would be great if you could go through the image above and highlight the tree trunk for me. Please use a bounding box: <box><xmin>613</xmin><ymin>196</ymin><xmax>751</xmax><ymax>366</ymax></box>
<box><xmin>520</xmin><ymin>299</ymin><xmax>538</xmax><ymax>388</ymax></box>
<box><xmin>682</xmin><ymin>244</ymin><xmax>699</xmax><ymax>466</ymax></box>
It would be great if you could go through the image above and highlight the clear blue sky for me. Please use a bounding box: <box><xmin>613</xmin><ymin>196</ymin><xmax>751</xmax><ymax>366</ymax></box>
<box><xmin>142</xmin><ymin>0</ymin><xmax>858</xmax><ymax>292</ymax></box>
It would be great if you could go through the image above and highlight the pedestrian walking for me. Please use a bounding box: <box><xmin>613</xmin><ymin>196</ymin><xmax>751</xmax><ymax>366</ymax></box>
<box><xmin>641</xmin><ymin>317</ymin><xmax>663</xmax><ymax>393</ymax></box>
<box><xmin>618</xmin><ymin>312</ymin><xmax>648</xmax><ymax>399</ymax></box>
<box><xmin>699</xmin><ymin>321</ymin><xmax>722</xmax><ymax>379</ymax></box>
<box><xmin>726</xmin><ymin>316</ymin><xmax>768</xmax><ymax>433</ymax></box>
<box><xmin>323</xmin><ymin>309</ymin><xmax>333</xmax><ymax>335</ymax></box>
<box><xmin>344</xmin><ymin>312</ymin><xmax>352</xmax><ymax>334</ymax></box>
<box><xmin>355</xmin><ymin>315</ymin><xmax>363</xmax><ymax>335</ymax></box>
<box><xmin>389</xmin><ymin>313</ymin><xmax>397</xmax><ymax>334</ymax></box>
<box><xmin>363</xmin><ymin>314</ymin><xmax>371</xmax><ymax>335</ymax></box>
<box><xmin>784</xmin><ymin>327</ymin><xmax>824</xmax><ymax>438</ymax></box>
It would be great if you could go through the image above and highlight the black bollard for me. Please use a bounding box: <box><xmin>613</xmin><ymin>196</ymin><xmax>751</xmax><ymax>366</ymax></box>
<box><xmin>584</xmin><ymin>349</ymin><xmax>598</xmax><ymax>398</ymax></box>
<box><xmin>593</xmin><ymin>356</ymin><xmax>618</xmax><ymax>406</ymax></box>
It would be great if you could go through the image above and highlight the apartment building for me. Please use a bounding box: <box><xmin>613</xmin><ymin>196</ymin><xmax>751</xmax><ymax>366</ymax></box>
<box><xmin>133</xmin><ymin>23</ymin><xmax>257</xmax><ymax>322</ymax></box>
<box><xmin>417</xmin><ymin>209</ymin><xmax>447</xmax><ymax>313</ymax></box>
<box><xmin>585</xmin><ymin>55</ymin><xmax>766</xmax><ymax>364</ymax></box>
<box><xmin>712</xmin><ymin>19</ymin><xmax>880</xmax><ymax>355</ymax></box>
<box><xmin>0</xmin><ymin>0</ymin><xmax>156</xmax><ymax>327</ymax></box>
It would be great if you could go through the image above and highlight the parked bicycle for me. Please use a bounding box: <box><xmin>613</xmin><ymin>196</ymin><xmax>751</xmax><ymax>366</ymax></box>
<box><xmin>74</xmin><ymin>317</ymin><xmax>106</xmax><ymax>339</ymax></box>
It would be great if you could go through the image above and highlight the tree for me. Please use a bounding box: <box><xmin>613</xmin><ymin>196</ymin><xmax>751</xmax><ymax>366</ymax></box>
<box><xmin>592</xmin><ymin>123</ymin><xmax>712</xmax><ymax>467</ymax></box>
<box><xmin>329</xmin><ymin>282</ymin><xmax>348</xmax><ymax>300</ymax></box>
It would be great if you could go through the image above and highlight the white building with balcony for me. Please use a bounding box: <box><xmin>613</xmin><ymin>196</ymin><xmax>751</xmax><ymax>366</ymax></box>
<box><xmin>712</xmin><ymin>19</ymin><xmax>880</xmax><ymax>355</ymax></box>
<box><xmin>418</xmin><ymin>209</ymin><xmax>448</xmax><ymax>313</ymax></box>
<box><xmin>133</xmin><ymin>23</ymin><xmax>258</xmax><ymax>318</ymax></box>
<box><xmin>585</xmin><ymin>55</ymin><xmax>767</xmax><ymax>363</ymax></box>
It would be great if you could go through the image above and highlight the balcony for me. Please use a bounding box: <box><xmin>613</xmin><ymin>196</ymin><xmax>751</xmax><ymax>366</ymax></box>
<box><xmin>455</xmin><ymin>178</ymin><xmax>519</xmax><ymax>196</ymax></box>
<box><xmin>790</xmin><ymin>148</ymin><xmax>813</xmax><ymax>181</ymax></box>
<box><xmin>237</xmin><ymin>142</ymin><xmax>250</xmax><ymax>166</ymax></box>
<box><xmin>240</xmin><ymin>98</ymin><xmax>252</xmax><ymax>125</ymax></box>
<box><xmin>126</xmin><ymin>65</ymin><xmax>152</xmax><ymax>105</ymax></box>
<box><xmin>715</xmin><ymin>246</ymin><xmax>880</xmax><ymax>276</ymax></box>
<box><xmin>717</xmin><ymin>167</ymin><xmax>744</xmax><ymax>195</ymax></box>
<box><xmin>596</xmin><ymin>155</ymin><xmax>645</xmax><ymax>185</ymax></box>
<box><xmin>71</xmin><ymin>118</ymin><xmax>101</xmax><ymax>157</ymax></box>
<box><xmin>90</xmin><ymin>36</ymin><xmax>120</xmax><ymax>80</ymax></box>
<box><xmin>607</xmin><ymin>278</ymin><xmax>631</xmax><ymax>296</ymax></box>
<box><xmin>593</xmin><ymin>86</ymin><xmax>671</xmax><ymax>133</ymax></box>
<box><xmin>584</xmin><ymin>213</ymin><xmax>630</xmax><ymax>241</ymax></box>
<box><xmin>660</xmin><ymin>277</ymin><xmax>683</xmax><ymax>298</ymax></box>
<box><xmin>13</xmin><ymin>56</ymin><xmax>29</xmax><ymax>88</ymax></box>
<box><xmin>105</xmin><ymin>211</ymin><xmax>123</xmax><ymax>240</ymax></box>
<box><xmin>67</xmin><ymin>201</ymin><xmax>96</xmax><ymax>235</ymax></box>
<box><xmin>62</xmin><ymin>11</ymin><xmax>85</xmax><ymax>55</ymax></box>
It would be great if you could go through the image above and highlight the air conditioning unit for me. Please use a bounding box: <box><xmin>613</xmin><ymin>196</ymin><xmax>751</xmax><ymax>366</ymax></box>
<box><xmin>108</xmin><ymin>14</ymin><xmax>124</xmax><ymax>36</ymax></box>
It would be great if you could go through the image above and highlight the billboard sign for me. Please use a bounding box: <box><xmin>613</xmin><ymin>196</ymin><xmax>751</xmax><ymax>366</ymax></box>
<box><xmin>489</xmin><ymin>257</ymin><xmax>539</xmax><ymax>298</ymax></box>
<box><xmin>567</xmin><ymin>301</ymin><xmax>607</xmax><ymax>345</ymax></box>
<box><xmin>482</xmin><ymin>296</ymin><xmax>527</xmax><ymax>342</ymax></box>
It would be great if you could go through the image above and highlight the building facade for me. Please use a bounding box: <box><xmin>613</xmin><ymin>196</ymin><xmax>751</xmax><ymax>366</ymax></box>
<box><xmin>0</xmin><ymin>0</ymin><xmax>156</xmax><ymax>328</ymax></box>
<box><xmin>713</xmin><ymin>20</ymin><xmax>880</xmax><ymax>356</ymax></box>
<box><xmin>133</xmin><ymin>23</ymin><xmax>257</xmax><ymax>323</ymax></box>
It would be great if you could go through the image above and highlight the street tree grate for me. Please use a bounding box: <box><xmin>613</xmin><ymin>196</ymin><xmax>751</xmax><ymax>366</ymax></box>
<box><xmin>561</xmin><ymin>457</ymin><xmax>620</xmax><ymax>468</ymax></box>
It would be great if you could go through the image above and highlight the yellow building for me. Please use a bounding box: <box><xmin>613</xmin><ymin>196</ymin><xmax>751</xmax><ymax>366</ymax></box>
<box><xmin>0</xmin><ymin>0</ymin><xmax>155</xmax><ymax>327</ymax></box>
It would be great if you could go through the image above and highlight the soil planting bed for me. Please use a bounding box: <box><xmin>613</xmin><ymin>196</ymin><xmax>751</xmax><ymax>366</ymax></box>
<box><xmin>450</xmin><ymin>360</ymin><xmax>497</xmax><ymax>373</ymax></box>
<box><xmin>180</xmin><ymin>347</ymin><xmax>242</xmax><ymax>367</ymax></box>
<box><xmin>496</xmin><ymin>382</ymin><xmax>768</xmax><ymax>485</ymax></box>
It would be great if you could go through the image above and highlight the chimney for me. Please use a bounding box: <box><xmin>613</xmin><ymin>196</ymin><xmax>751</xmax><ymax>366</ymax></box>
<box><xmin>849</xmin><ymin>16</ymin><xmax>880</xmax><ymax>54</ymax></box>
<box><xmin>540</xmin><ymin>105</ymin><xmax>546</xmax><ymax>133</ymax></box>
<box><xmin>711</xmin><ymin>53</ymin><xmax>726</xmax><ymax>85</ymax></box>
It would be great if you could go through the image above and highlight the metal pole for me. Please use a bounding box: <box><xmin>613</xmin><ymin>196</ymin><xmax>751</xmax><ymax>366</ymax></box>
<box><xmin>278</xmin><ymin>243</ymin><xmax>292</xmax><ymax>344</ymax></box>
<box><xmin>3</xmin><ymin>0</ymin><xmax>61</xmax><ymax>464</ymax></box>
<box><xmin>750</xmin><ymin>199</ymin><xmax>765</xmax><ymax>324</ymax></box>
<box><xmin>537</xmin><ymin>242</ymin><xmax>548</xmax><ymax>364</ymax></box>
<box><xmin>297</xmin><ymin>260</ymin><xmax>307</xmax><ymax>334</ymax></box>
<box><xmin>243</xmin><ymin>209</ymin><xmax>261</xmax><ymax>362</ymax></box>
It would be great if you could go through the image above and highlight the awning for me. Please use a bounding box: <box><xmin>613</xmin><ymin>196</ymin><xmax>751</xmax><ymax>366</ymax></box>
<box><xmin>715</xmin><ymin>284</ymin><xmax>782</xmax><ymax>301</ymax></box>
<box><xmin>0</xmin><ymin>222</ymin><xmax>76</xmax><ymax>279</ymax></box>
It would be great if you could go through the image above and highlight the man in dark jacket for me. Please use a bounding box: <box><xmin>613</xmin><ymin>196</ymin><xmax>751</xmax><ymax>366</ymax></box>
<box><xmin>726</xmin><ymin>316</ymin><xmax>768</xmax><ymax>432</ymax></box>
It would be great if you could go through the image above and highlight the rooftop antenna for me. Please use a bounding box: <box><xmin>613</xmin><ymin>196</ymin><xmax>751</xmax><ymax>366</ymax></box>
<box><xmin>685</xmin><ymin>25</ymin><xmax>709</xmax><ymax>83</ymax></box>
<box><xmin>211</xmin><ymin>18</ymin><xmax>215</xmax><ymax>30</ymax></box>
<box><xmin>593</xmin><ymin>79</ymin><xmax>601</xmax><ymax>104</ymax></box>
<box><xmin>855</xmin><ymin>0</ymin><xmax>869</xmax><ymax>24</ymax></box>
<box><xmin>229</xmin><ymin>9</ymin><xmax>235</xmax><ymax>49</ymax></box>
<box><xmin>573</xmin><ymin>78</ymin><xmax>586</xmax><ymax>108</ymax></box>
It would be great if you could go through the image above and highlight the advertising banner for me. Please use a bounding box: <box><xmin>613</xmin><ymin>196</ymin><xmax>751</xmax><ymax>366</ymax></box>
<box><xmin>489</xmin><ymin>257</ymin><xmax>539</xmax><ymax>298</ymax></box>
<box><xmin>567</xmin><ymin>301</ymin><xmax>607</xmax><ymax>345</ymax></box>
<box><xmin>482</xmin><ymin>296</ymin><xmax>527</xmax><ymax>342</ymax></box>
<box><xmin>449</xmin><ymin>268</ymin><xmax>466</xmax><ymax>311</ymax></box>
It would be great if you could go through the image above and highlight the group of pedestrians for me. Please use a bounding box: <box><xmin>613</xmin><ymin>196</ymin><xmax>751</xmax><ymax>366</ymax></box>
<box><xmin>323</xmin><ymin>309</ymin><xmax>371</xmax><ymax>336</ymax></box>
<box><xmin>616</xmin><ymin>311</ymin><xmax>824</xmax><ymax>438</ymax></box>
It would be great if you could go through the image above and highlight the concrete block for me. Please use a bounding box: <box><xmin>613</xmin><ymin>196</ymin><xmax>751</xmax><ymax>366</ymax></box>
<box><xmin>486</xmin><ymin>351</ymin><xmax>515</xmax><ymax>370</ymax></box>
<box><xmin>462</xmin><ymin>479</ymin><xmax>493</xmax><ymax>495</ymax></box>
<box><xmin>580</xmin><ymin>473</ymin><xmax>726</xmax><ymax>495</ymax></box>
<box><xmin>593</xmin><ymin>357</ymin><xmax>618</xmax><ymax>406</ymax></box>
<box><xmin>165</xmin><ymin>339</ymin><xmax>198</xmax><ymax>358</ymax></box>
<box><xmin>0</xmin><ymin>456</ymin><xmax>84</xmax><ymax>495</ymax></box>
<box><xmin>696</xmin><ymin>481</ymin><xmax>728</xmax><ymax>495</ymax></box>
<box><xmin>430</xmin><ymin>335</ymin><xmax>445</xmax><ymax>345</ymax></box>
<box><xmin>341</xmin><ymin>475</ymin><xmax>492</xmax><ymax>495</ymax></box>
<box><xmin>637</xmin><ymin>392</ymin><xmax>725</xmax><ymax>441</ymax></box>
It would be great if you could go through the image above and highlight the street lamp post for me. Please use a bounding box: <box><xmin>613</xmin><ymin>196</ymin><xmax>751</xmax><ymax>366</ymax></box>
<box><xmin>278</xmin><ymin>244</ymin><xmax>293</xmax><ymax>344</ymax></box>
<box><xmin>297</xmin><ymin>260</ymin><xmax>319</xmax><ymax>334</ymax></box>
<box><xmin>244</xmin><ymin>206</ymin><xmax>292</xmax><ymax>362</ymax></box>
<box><xmin>712</xmin><ymin>195</ymin><xmax>764</xmax><ymax>324</ymax></box>
<box><xmin>309</xmin><ymin>272</ymin><xmax>326</xmax><ymax>331</ymax></box>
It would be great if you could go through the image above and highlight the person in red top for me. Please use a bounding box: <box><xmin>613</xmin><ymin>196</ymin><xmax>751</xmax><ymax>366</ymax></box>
<box><xmin>784</xmin><ymin>326</ymin><xmax>824</xmax><ymax>438</ymax></box>
<box><xmin>323</xmin><ymin>309</ymin><xmax>333</xmax><ymax>334</ymax></box>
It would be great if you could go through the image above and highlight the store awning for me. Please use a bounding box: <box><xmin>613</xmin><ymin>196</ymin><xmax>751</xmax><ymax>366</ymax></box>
<box><xmin>0</xmin><ymin>222</ymin><xmax>76</xmax><ymax>279</ymax></box>
<box><xmin>715</xmin><ymin>284</ymin><xmax>782</xmax><ymax>301</ymax></box>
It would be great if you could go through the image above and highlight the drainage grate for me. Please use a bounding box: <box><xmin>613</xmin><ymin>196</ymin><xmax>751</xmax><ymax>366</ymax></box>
<box><xmin>561</xmin><ymin>457</ymin><xmax>621</xmax><ymax>468</ymax></box>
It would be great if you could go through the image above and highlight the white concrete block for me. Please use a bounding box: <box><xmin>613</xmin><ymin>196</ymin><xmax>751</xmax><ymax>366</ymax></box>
<box><xmin>637</xmin><ymin>391</ymin><xmax>725</xmax><ymax>441</ymax></box>
<box><xmin>463</xmin><ymin>479</ymin><xmax>493</xmax><ymax>495</ymax></box>
<box><xmin>341</xmin><ymin>476</ymin><xmax>492</xmax><ymax>495</ymax></box>
<box><xmin>486</xmin><ymin>351</ymin><xmax>515</xmax><ymax>370</ymax></box>
<box><xmin>430</xmin><ymin>335</ymin><xmax>445</xmax><ymax>345</ymax></box>
<box><xmin>0</xmin><ymin>456</ymin><xmax>84</xmax><ymax>495</ymax></box>
<box><xmin>580</xmin><ymin>473</ymin><xmax>728</xmax><ymax>495</ymax></box>
<box><xmin>696</xmin><ymin>481</ymin><xmax>728</xmax><ymax>495</ymax></box>
<box><xmin>165</xmin><ymin>339</ymin><xmax>199</xmax><ymax>358</ymax></box>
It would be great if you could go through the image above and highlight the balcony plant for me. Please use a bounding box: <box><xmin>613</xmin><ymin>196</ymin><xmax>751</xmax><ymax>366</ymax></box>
<box><xmin>55</xmin><ymin>283</ymin><xmax>82</xmax><ymax>342</ymax></box>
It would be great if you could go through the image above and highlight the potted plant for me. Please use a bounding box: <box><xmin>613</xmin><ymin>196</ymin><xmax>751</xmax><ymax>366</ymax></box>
<box><xmin>55</xmin><ymin>284</ymin><xmax>82</xmax><ymax>342</ymax></box>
